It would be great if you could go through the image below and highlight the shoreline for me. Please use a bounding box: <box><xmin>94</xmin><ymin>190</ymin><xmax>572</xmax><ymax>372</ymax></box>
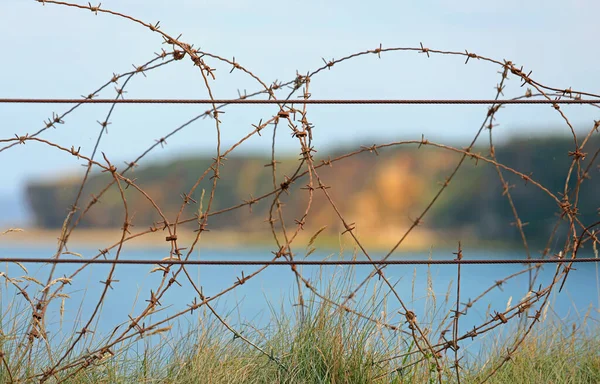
<box><xmin>0</xmin><ymin>227</ymin><xmax>469</xmax><ymax>253</ymax></box>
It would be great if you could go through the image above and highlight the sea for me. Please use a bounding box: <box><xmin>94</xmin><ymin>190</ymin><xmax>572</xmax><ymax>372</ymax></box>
<box><xmin>0</xmin><ymin>245</ymin><xmax>598</xmax><ymax>362</ymax></box>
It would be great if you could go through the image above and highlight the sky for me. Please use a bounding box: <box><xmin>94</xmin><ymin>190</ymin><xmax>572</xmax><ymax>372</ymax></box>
<box><xmin>1</xmin><ymin>0</ymin><xmax>599</xmax><ymax>222</ymax></box>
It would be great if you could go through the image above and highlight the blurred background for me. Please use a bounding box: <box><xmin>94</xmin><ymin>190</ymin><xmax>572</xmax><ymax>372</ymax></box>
<box><xmin>1</xmin><ymin>0</ymin><xmax>599</xmax><ymax>252</ymax></box>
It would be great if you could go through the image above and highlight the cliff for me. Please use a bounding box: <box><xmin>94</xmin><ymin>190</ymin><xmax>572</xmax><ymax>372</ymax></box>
<box><xmin>25</xmin><ymin>136</ymin><xmax>600</xmax><ymax>247</ymax></box>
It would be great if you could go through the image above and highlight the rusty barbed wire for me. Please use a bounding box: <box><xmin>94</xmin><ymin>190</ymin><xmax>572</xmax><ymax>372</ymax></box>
<box><xmin>2</xmin><ymin>98</ymin><xmax>600</xmax><ymax>104</ymax></box>
<box><xmin>0</xmin><ymin>257</ymin><xmax>597</xmax><ymax>265</ymax></box>
<box><xmin>1</xmin><ymin>1</ymin><xmax>599</xmax><ymax>383</ymax></box>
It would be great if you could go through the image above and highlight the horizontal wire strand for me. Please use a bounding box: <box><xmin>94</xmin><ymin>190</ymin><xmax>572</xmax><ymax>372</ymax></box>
<box><xmin>1</xmin><ymin>98</ymin><xmax>600</xmax><ymax>105</ymax></box>
<box><xmin>0</xmin><ymin>257</ymin><xmax>596</xmax><ymax>265</ymax></box>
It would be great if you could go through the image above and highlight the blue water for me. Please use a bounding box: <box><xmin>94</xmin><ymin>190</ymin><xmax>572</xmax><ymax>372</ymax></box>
<box><xmin>0</xmin><ymin>245</ymin><xmax>598</xmax><ymax>360</ymax></box>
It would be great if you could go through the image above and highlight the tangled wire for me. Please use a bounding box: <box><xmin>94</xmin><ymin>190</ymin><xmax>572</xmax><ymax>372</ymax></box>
<box><xmin>0</xmin><ymin>1</ymin><xmax>599</xmax><ymax>383</ymax></box>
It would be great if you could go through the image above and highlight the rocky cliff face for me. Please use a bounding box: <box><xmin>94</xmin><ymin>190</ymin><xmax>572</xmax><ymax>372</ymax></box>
<box><xmin>25</xmin><ymin>136</ymin><xmax>600</xmax><ymax>246</ymax></box>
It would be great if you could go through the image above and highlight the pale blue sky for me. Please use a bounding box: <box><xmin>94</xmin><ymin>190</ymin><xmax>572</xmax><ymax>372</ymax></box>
<box><xmin>1</xmin><ymin>0</ymin><xmax>599</xmax><ymax>221</ymax></box>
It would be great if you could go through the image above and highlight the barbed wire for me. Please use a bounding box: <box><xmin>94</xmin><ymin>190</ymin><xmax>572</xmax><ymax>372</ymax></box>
<box><xmin>0</xmin><ymin>257</ymin><xmax>597</xmax><ymax>266</ymax></box>
<box><xmin>2</xmin><ymin>1</ymin><xmax>599</xmax><ymax>382</ymax></box>
<box><xmin>2</xmin><ymin>98</ymin><xmax>600</xmax><ymax>104</ymax></box>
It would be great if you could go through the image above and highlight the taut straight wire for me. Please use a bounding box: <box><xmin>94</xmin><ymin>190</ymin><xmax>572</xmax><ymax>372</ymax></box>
<box><xmin>0</xmin><ymin>257</ymin><xmax>597</xmax><ymax>265</ymax></box>
<box><xmin>1</xmin><ymin>98</ymin><xmax>600</xmax><ymax>105</ymax></box>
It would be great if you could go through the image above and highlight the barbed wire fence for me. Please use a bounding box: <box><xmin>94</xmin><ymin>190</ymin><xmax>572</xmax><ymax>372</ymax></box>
<box><xmin>0</xmin><ymin>1</ymin><xmax>599</xmax><ymax>382</ymax></box>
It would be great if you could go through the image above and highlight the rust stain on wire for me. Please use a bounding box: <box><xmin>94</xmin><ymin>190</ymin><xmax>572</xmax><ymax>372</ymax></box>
<box><xmin>1</xmin><ymin>98</ymin><xmax>600</xmax><ymax>105</ymax></box>
<box><xmin>1</xmin><ymin>257</ymin><xmax>597</xmax><ymax>265</ymax></box>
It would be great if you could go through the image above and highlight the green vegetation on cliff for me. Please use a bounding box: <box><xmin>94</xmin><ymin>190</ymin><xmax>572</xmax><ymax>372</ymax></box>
<box><xmin>26</xmin><ymin>135</ymin><xmax>599</xmax><ymax>248</ymax></box>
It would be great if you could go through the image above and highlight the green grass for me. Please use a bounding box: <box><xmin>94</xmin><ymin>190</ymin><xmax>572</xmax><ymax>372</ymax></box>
<box><xmin>467</xmin><ymin>320</ymin><xmax>600</xmax><ymax>384</ymax></box>
<box><xmin>0</xmin><ymin>264</ymin><xmax>598</xmax><ymax>383</ymax></box>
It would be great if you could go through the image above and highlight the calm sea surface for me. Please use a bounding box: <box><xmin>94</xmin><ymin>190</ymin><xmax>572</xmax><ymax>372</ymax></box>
<box><xmin>1</xmin><ymin>246</ymin><xmax>598</xmax><ymax>357</ymax></box>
